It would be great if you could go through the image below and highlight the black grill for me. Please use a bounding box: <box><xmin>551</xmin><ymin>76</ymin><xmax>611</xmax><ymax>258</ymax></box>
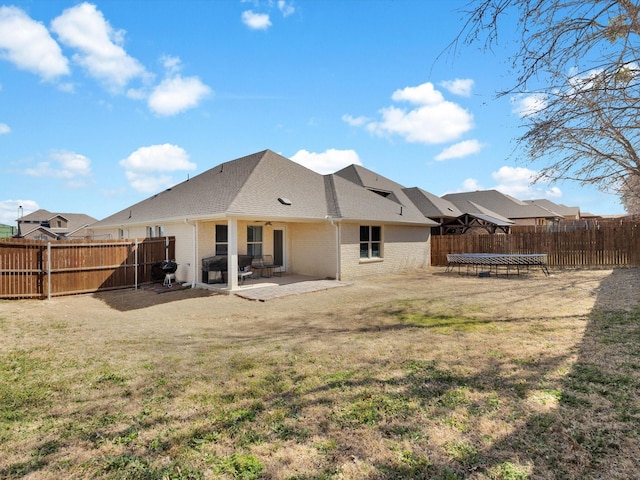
<box><xmin>201</xmin><ymin>255</ymin><xmax>253</xmax><ymax>283</ymax></box>
<box><xmin>151</xmin><ymin>261</ymin><xmax>178</xmax><ymax>281</ymax></box>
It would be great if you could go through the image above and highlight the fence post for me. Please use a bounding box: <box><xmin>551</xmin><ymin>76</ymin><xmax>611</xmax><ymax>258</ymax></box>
<box><xmin>134</xmin><ymin>239</ymin><xmax>139</xmax><ymax>290</ymax></box>
<box><xmin>47</xmin><ymin>242</ymin><xmax>51</xmax><ymax>300</ymax></box>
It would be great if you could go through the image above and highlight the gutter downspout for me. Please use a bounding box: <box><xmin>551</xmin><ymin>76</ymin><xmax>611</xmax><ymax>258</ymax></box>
<box><xmin>185</xmin><ymin>219</ymin><xmax>197</xmax><ymax>288</ymax></box>
<box><xmin>326</xmin><ymin>216</ymin><xmax>340</xmax><ymax>281</ymax></box>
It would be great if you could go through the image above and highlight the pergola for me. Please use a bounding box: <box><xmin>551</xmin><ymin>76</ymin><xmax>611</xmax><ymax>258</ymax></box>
<box><xmin>438</xmin><ymin>213</ymin><xmax>512</xmax><ymax>235</ymax></box>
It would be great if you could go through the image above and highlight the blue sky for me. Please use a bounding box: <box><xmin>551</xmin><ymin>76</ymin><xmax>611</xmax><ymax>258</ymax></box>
<box><xmin>0</xmin><ymin>0</ymin><xmax>625</xmax><ymax>227</ymax></box>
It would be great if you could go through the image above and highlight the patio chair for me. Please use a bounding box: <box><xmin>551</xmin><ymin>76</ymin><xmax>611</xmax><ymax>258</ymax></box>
<box><xmin>238</xmin><ymin>264</ymin><xmax>252</xmax><ymax>284</ymax></box>
<box><xmin>262</xmin><ymin>254</ymin><xmax>282</xmax><ymax>277</ymax></box>
<box><xmin>251</xmin><ymin>257</ymin><xmax>268</xmax><ymax>278</ymax></box>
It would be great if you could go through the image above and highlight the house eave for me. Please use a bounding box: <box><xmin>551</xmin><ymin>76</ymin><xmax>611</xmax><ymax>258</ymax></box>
<box><xmin>91</xmin><ymin>212</ymin><xmax>437</xmax><ymax>230</ymax></box>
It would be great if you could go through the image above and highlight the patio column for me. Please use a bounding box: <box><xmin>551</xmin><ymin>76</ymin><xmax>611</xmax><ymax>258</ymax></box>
<box><xmin>227</xmin><ymin>218</ymin><xmax>239</xmax><ymax>290</ymax></box>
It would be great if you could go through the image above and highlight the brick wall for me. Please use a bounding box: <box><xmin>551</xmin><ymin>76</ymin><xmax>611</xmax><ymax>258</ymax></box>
<box><xmin>339</xmin><ymin>223</ymin><xmax>431</xmax><ymax>280</ymax></box>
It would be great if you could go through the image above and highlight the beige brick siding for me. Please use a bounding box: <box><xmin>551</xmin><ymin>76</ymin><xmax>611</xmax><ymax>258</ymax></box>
<box><xmin>338</xmin><ymin>223</ymin><xmax>430</xmax><ymax>281</ymax></box>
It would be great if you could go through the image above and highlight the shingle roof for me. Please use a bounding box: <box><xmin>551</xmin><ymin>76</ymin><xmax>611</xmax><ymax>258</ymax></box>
<box><xmin>333</xmin><ymin>164</ymin><xmax>438</xmax><ymax>224</ymax></box>
<box><xmin>18</xmin><ymin>209</ymin><xmax>96</xmax><ymax>238</ymax></box>
<box><xmin>442</xmin><ymin>190</ymin><xmax>557</xmax><ymax>220</ymax></box>
<box><xmin>402</xmin><ymin>187</ymin><xmax>463</xmax><ymax>219</ymax></box>
<box><xmin>524</xmin><ymin>199</ymin><xmax>580</xmax><ymax>218</ymax></box>
<box><xmin>93</xmin><ymin>150</ymin><xmax>437</xmax><ymax>228</ymax></box>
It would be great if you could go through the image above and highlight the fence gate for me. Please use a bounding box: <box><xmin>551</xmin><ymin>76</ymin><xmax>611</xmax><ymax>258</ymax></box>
<box><xmin>0</xmin><ymin>237</ymin><xmax>175</xmax><ymax>299</ymax></box>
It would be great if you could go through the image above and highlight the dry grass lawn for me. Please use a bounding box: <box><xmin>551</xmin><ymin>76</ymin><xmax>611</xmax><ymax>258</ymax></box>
<box><xmin>1</xmin><ymin>267</ymin><xmax>639</xmax><ymax>479</ymax></box>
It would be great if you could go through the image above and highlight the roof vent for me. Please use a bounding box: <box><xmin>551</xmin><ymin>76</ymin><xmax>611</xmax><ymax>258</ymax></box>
<box><xmin>278</xmin><ymin>197</ymin><xmax>292</xmax><ymax>205</ymax></box>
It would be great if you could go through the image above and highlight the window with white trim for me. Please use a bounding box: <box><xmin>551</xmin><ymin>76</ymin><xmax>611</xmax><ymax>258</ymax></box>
<box><xmin>247</xmin><ymin>225</ymin><xmax>263</xmax><ymax>258</ymax></box>
<box><xmin>360</xmin><ymin>225</ymin><xmax>382</xmax><ymax>259</ymax></box>
<box><xmin>215</xmin><ymin>224</ymin><xmax>228</xmax><ymax>255</ymax></box>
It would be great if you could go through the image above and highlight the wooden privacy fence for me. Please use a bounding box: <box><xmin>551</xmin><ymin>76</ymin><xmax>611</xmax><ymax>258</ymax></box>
<box><xmin>432</xmin><ymin>224</ymin><xmax>640</xmax><ymax>268</ymax></box>
<box><xmin>0</xmin><ymin>237</ymin><xmax>175</xmax><ymax>299</ymax></box>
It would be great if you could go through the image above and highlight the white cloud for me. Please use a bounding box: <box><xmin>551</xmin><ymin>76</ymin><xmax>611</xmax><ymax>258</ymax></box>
<box><xmin>492</xmin><ymin>165</ymin><xmax>536</xmax><ymax>186</ymax></box>
<box><xmin>435</xmin><ymin>139</ymin><xmax>484</xmax><ymax>161</ymax></box>
<box><xmin>455</xmin><ymin>166</ymin><xmax>563</xmax><ymax>200</ymax></box>
<box><xmin>124</xmin><ymin>171</ymin><xmax>174</xmax><ymax>194</ymax></box>
<box><xmin>0</xmin><ymin>6</ymin><xmax>69</xmax><ymax>81</ymax></box>
<box><xmin>342</xmin><ymin>114</ymin><xmax>369</xmax><ymax>127</ymax></box>
<box><xmin>546</xmin><ymin>186</ymin><xmax>563</xmax><ymax>198</ymax></box>
<box><xmin>24</xmin><ymin>150</ymin><xmax>92</xmax><ymax>187</ymax></box>
<box><xmin>148</xmin><ymin>75</ymin><xmax>211</xmax><ymax>116</ymax></box>
<box><xmin>391</xmin><ymin>82</ymin><xmax>444</xmax><ymax>105</ymax></box>
<box><xmin>291</xmin><ymin>148</ymin><xmax>361</xmax><ymax>174</ymax></box>
<box><xmin>51</xmin><ymin>2</ymin><xmax>147</xmax><ymax>92</ymax></box>
<box><xmin>0</xmin><ymin>123</ymin><xmax>10</xmax><ymax>134</ymax></box>
<box><xmin>242</xmin><ymin>10</ymin><xmax>272</xmax><ymax>30</ymax></box>
<box><xmin>278</xmin><ymin>0</ymin><xmax>295</xmax><ymax>16</ymax></box>
<box><xmin>161</xmin><ymin>54</ymin><xmax>182</xmax><ymax>75</ymax></box>
<box><xmin>461</xmin><ymin>178</ymin><xmax>483</xmax><ymax>191</ymax></box>
<box><xmin>440</xmin><ymin>78</ymin><xmax>474</xmax><ymax>97</ymax></box>
<box><xmin>355</xmin><ymin>81</ymin><xmax>474</xmax><ymax>145</ymax></box>
<box><xmin>491</xmin><ymin>165</ymin><xmax>563</xmax><ymax>199</ymax></box>
<box><xmin>511</xmin><ymin>93</ymin><xmax>547</xmax><ymax>118</ymax></box>
<box><xmin>0</xmin><ymin>199</ymin><xmax>39</xmax><ymax>227</ymax></box>
<box><xmin>120</xmin><ymin>144</ymin><xmax>196</xmax><ymax>193</ymax></box>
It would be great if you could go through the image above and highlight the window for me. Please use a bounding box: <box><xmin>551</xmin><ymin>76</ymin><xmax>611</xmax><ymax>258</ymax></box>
<box><xmin>215</xmin><ymin>224</ymin><xmax>228</xmax><ymax>255</ymax></box>
<box><xmin>247</xmin><ymin>225</ymin><xmax>263</xmax><ymax>258</ymax></box>
<box><xmin>156</xmin><ymin>225</ymin><xmax>165</xmax><ymax>237</ymax></box>
<box><xmin>147</xmin><ymin>226</ymin><xmax>154</xmax><ymax>238</ymax></box>
<box><xmin>360</xmin><ymin>225</ymin><xmax>382</xmax><ymax>259</ymax></box>
<box><xmin>118</xmin><ymin>228</ymin><xmax>125</xmax><ymax>239</ymax></box>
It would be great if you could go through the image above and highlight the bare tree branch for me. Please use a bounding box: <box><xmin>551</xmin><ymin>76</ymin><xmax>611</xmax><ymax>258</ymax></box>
<box><xmin>454</xmin><ymin>1</ymin><xmax>640</xmax><ymax>208</ymax></box>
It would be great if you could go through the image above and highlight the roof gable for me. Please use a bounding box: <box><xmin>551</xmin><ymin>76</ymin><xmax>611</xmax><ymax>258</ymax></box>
<box><xmin>334</xmin><ymin>164</ymin><xmax>437</xmax><ymax>224</ymax></box>
<box><xmin>327</xmin><ymin>174</ymin><xmax>435</xmax><ymax>224</ymax></box>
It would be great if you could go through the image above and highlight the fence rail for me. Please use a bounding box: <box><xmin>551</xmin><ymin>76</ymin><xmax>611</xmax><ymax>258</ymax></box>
<box><xmin>432</xmin><ymin>224</ymin><xmax>640</xmax><ymax>268</ymax></box>
<box><xmin>0</xmin><ymin>237</ymin><xmax>175</xmax><ymax>299</ymax></box>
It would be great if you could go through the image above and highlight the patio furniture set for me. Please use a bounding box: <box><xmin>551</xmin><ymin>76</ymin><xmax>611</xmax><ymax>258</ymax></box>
<box><xmin>201</xmin><ymin>254</ymin><xmax>282</xmax><ymax>285</ymax></box>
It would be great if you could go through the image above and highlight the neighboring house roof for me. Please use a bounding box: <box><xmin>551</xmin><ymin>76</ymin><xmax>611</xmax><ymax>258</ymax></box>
<box><xmin>446</xmin><ymin>200</ymin><xmax>514</xmax><ymax>226</ymax></box>
<box><xmin>17</xmin><ymin>209</ymin><xmax>97</xmax><ymax>239</ymax></box>
<box><xmin>442</xmin><ymin>190</ymin><xmax>558</xmax><ymax>220</ymax></box>
<box><xmin>93</xmin><ymin>150</ymin><xmax>438</xmax><ymax>228</ymax></box>
<box><xmin>20</xmin><ymin>226</ymin><xmax>59</xmax><ymax>240</ymax></box>
<box><xmin>524</xmin><ymin>199</ymin><xmax>580</xmax><ymax>219</ymax></box>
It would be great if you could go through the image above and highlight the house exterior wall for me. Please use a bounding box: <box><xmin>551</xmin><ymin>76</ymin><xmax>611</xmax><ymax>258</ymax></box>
<box><xmin>91</xmin><ymin>219</ymin><xmax>432</xmax><ymax>284</ymax></box>
<box><xmin>170</xmin><ymin>222</ymin><xmax>197</xmax><ymax>284</ymax></box>
<box><xmin>289</xmin><ymin>222</ymin><xmax>337</xmax><ymax>278</ymax></box>
<box><xmin>339</xmin><ymin>223</ymin><xmax>431</xmax><ymax>281</ymax></box>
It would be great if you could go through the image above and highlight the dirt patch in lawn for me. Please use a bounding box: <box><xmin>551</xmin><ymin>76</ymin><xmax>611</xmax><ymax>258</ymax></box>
<box><xmin>1</xmin><ymin>267</ymin><xmax>639</xmax><ymax>479</ymax></box>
